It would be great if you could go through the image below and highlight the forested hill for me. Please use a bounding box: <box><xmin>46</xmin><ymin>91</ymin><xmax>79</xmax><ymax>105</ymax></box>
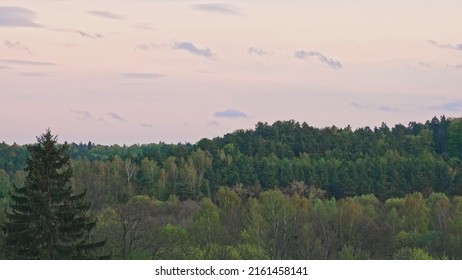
<box><xmin>1</xmin><ymin>116</ymin><xmax>462</xmax><ymax>200</ymax></box>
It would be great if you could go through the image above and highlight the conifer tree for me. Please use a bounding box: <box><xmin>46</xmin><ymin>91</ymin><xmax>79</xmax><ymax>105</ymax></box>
<box><xmin>3</xmin><ymin>129</ymin><xmax>104</xmax><ymax>259</ymax></box>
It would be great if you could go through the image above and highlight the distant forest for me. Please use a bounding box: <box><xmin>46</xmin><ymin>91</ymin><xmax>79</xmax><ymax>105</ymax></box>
<box><xmin>1</xmin><ymin>116</ymin><xmax>462</xmax><ymax>259</ymax></box>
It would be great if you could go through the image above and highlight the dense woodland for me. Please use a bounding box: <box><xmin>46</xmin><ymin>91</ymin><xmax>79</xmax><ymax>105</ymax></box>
<box><xmin>1</xmin><ymin>116</ymin><xmax>462</xmax><ymax>259</ymax></box>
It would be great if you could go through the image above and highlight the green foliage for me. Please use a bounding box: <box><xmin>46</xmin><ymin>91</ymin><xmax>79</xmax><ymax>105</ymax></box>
<box><xmin>1</xmin><ymin>116</ymin><xmax>462</xmax><ymax>200</ymax></box>
<box><xmin>0</xmin><ymin>169</ymin><xmax>10</xmax><ymax>200</ymax></box>
<box><xmin>0</xmin><ymin>199</ymin><xmax>7</xmax><ymax>259</ymax></box>
<box><xmin>448</xmin><ymin>119</ymin><xmax>462</xmax><ymax>158</ymax></box>
<box><xmin>191</xmin><ymin>198</ymin><xmax>223</xmax><ymax>246</ymax></box>
<box><xmin>393</xmin><ymin>247</ymin><xmax>433</xmax><ymax>260</ymax></box>
<box><xmin>403</xmin><ymin>193</ymin><xmax>429</xmax><ymax>233</ymax></box>
<box><xmin>2</xmin><ymin>116</ymin><xmax>462</xmax><ymax>259</ymax></box>
<box><xmin>338</xmin><ymin>245</ymin><xmax>359</xmax><ymax>260</ymax></box>
<box><xmin>3</xmin><ymin>130</ymin><xmax>104</xmax><ymax>259</ymax></box>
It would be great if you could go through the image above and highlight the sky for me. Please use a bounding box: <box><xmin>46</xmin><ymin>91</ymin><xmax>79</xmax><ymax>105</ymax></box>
<box><xmin>1</xmin><ymin>0</ymin><xmax>462</xmax><ymax>145</ymax></box>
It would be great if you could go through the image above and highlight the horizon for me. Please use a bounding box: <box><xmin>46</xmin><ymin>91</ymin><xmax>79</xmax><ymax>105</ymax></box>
<box><xmin>1</xmin><ymin>115</ymin><xmax>457</xmax><ymax>146</ymax></box>
<box><xmin>2</xmin><ymin>1</ymin><xmax>462</xmax><ymax>145</ymax></box>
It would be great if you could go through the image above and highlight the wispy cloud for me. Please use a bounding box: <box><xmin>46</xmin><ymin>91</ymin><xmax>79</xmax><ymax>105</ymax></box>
<box><xmin>0</xmin><ymin>6</ymin><xmax>42</xmax><ymax>28</ymax></box>
<box><xmin>349</xmin><ymin>102</ymin><xmax>366</xmax><ymax>109</ymax></box>
<box><xmin>87</xmin><ymin>10</ymin><xmax>124</xmax><ymax>20</ymax></box>
<box><xmin>377</xmin><ymin>105</ymin><xmax>398</xmax><ymax>112</ymax></box>
<box><xmin>448</xmin><ymin>64</ymin><xmax>462</xmax><ymax>69</ymax></box>
<box><xmin>0</xmin><ymin>58</ymin><xmax>55</xmax><ymax>66</ymax></box>
<box><xmin>122</xmin><ymin>72</ymin><xmax>164</xmax><ymax>79</ymax></box>
<box><xmin>71</xmin><ymin>109</ymin><xmax>92</xmax><ymax>120</ymax></box>
<box><xmin>132</xmin><ymin>23</ymin><xmax>156</xmax><ymax>31</ymax></box>
<box><xmin>248</xmin><ymin>47</ymin><xmax>271</xmax><ymax>56</ymax></box>
<box><xmin>74</xmin><ymin>30</ymin><xmax>104</xmax><ymax>39</ymax></box>
<box><xmin>51</xmin><ymin>27</ymin><xmax>104</xmax><ymax>39</ymax></box>
<box><xmin>350</xmin><ymin>102</ymin><xmax>398</xmax><ymax>112</ymax></box>
<box><xmin>395</xmin><ymin>59</ymin><xmax>434</xmax><ymax>70</ymax></box>
<box><xmin>207</xmin><ymin>121</ymin><xmax>220</xmax><ymax>127</ymax></box>
<box><xmin>4</xmin><ymin>40</ymin><xmax>32</xmax><ymax>54</ymax></box>
<box><xmin>108</xmin><ymin>112</ymin><xmax>126</xmax><ymax>122</ymax></box>
<box><xmin>71</xmin><ymin>109</ymin><xmax>106</xmax><ymax>122</ymax></box>
<box><xmin>191</xmin><ymin>3</ymin><xmax>242</xmax><ymax>15</ymax></box>
<box><xmin>419</xmin><ymin>62</ymin><xmax>432</xmax><ymax>68</ymax></box>
<box><xmin>19</xmin><ymin>72</ymin><xmax>49</xmax><ymax>77</ymax></box>
<box><xmin>429</xmin><ymin>101</ymin><xmax>462</xmax><ymax>112</ymax></box>
<box><xmin>141</xmin><ymin>123</ymin><xmax>153</xmax><ymax>128</ymax></box>
<box><xmin>0</xmin><ymin>65</ymin><xmax>12</xmax><ymax>69</ymax></box>
<box><xmin>173</xmin><ymin>41</ymin><xmax>215</xmax><ymax>59</ymax></box>
<box><xmin>0</xmin><ymin>8</ymin><xmax>104</xmax><ymax>39</ymax></box>
<box><xmin>214</xmin><ymin>109</ymin><xmax>247</xmax><ymax>119</ymax></box>
<box><xmin>294</xmin><ymin>50</ymin><xmax>342</xmax><ymax>70</ymax></box>
<box><xmin>428</xmin><ymin>40</ymin><xmax>462</xmax><ymax>51</ymax></box>
<box><xmin>135</xmin><ymin>43</ymin><xmax>162</xmax><ymax>51</ymax></box>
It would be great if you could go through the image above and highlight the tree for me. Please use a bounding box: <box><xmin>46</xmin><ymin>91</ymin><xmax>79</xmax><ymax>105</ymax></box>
<box><xmin>95</xmin><ymin>196</ymin><xmax>164</xmax><ymax>259</ymax></box>
<box><xmin>253</xmin><ymin>189</ymin><xmax>296</xmax><ymax>259</ymax></box>
<box><xmin>3</xmin><ymin>130</ymin><xmax>104</xmax><ymax>259</ymax></box>
<box><xmin>393</xmin><ymin>247</ymin><xmax>433</xmax><ymax>260</ymax></box>
<box><xmin>0</xmin><ymin>169</ymin><xmax>10</xmax><ymax>200</ymax></box>
<box><xmin>447</xmin><ymin>118</ymin><xmax>462</xmax><ymax>158</ymax></box>
<box><xmin>403</xmin><ymin>192</ymin><xmax>429</xmax><ymax>233</ymax></box>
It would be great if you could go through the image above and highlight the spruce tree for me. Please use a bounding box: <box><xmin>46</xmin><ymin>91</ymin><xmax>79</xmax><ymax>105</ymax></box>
<box><xmin>3</xmin><ymin>129</ymin><xmax>104</xmax><ymax>259</ymax></box>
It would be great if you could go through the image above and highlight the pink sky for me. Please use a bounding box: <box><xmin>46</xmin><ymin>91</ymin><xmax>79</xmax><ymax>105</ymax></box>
<box><xmin>1</xmin><ymin>0</ymin><xmax>462</xmax><ymax>144</ymax></box>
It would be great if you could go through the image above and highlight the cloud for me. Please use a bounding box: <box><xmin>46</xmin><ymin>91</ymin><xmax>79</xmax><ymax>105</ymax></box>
<box><xmin>0</xmin><ymin>65</ymin><xmax>11</xmax><ymax>69</ymax></box>
<box><xmin>207</xmin><ymin>121</ymin><xmax>220</xmax><ymax>127</ymax></box>
<box><xmin>350</xmin><ymin>102</ymin><xmax>398</xmax><ymax>112</ymax></box>
<box><xmin>132</xmin><ymin>23</ymin><xmax>156</xmax><ymax>31</ymax></box>
<box><xmin>173</xmin><ymin>41</ymin><xmax>215</xmax><ymax>59</ymax></box>
<box><xmin>19</xmin><ymin>72</ymin><xmax>49</xmax><ymax>77</ymax></box>
<box><xmin>108</xmin><ymin>112</ymin><xmax>126</xmax><ymax>122</ymax></box>
<box><xmin>448</xmin><ymin>64</ymin><xmax>462</xmax><ymax>69</ymax></box>
<box><xmin>191</xmin><ymin>4</ymin><xmax>241</xmax><ymax>15</ymax></box>
<box><xmin>4</xmin><ymin>40</ymin><xmax>32</xmax><ymax>54</ymax></box>
<box><xmin>214</xmin><ymin>109</ymin><xmax>247</xmax><ymax>119</ymax></box>
<box><xmin>0</xmin><ymin>6</ymin><xmax>42</xmax><ymax>28</ymax></box>
<box><xmin>122</xmin><ymin>72</ymin><xmax>164</xmax><ymax>79</ymax></box>
<box><xmin>349</xmin><ymin>102</ymin><xmax>366</xmax><ymax>109</ymax></box>
<box><xmin>428</xmin><ymin>40</ymin><xmax>462</xmax><ymax>51</ymax></box>
<box><xmin>248</xmin><ymin>47</ymin><xmax>271</xmax><ymax>56</ymax></box>
<box><xmin>86</xmin><ymin>10</ymin><xmax>124</xmax><ymax>20</ymax></box>
<box><xmin>295</xmin><ymin>50</ymin><xmax>342</xmax><ymax>70</ymax></box>
<box><xmin>430</xmin><ymin>101</ymin><xmax>462</xmax><ymax>112</ymax></box>
<box><xmin>71</xmin><ymin>110</ymin><xmax>92</xmax><ymax>120</ymax></box>
<box><xmin>0</xmin><ymin>58</ymin><xmax>55</xmax><ymax>66</ymax></box>
<box><xmin>50</xmin><ymin>27</ymin><xmax>104</xmax><ymax>39</ymax></box>
<box><xmin>376</xmin><ymin>105</ymin><xmax>398</xmax><ymax>112</ymax></box>
<box><xmin>141</xmin><ymin>123</ymin><xmax>153</xmax><ymax>128</ymax></box>
<box><xmin>74</xmin><ymin>30</ymin><xmax>104</xmax><ymax>39</ymax></box>
<box><xmin>135</xmin><ymin>43</ymin><xmax>162</xmax><ymax>51</ymax></box>
<box><xmin>419</xmin><ymin>62</ymin><xmax>432</xmax><ymax>68</ymax></box>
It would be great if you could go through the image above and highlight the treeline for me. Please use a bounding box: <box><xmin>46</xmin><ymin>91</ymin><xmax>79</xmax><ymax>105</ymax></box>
<box><xmin>2</xmin><ymin>116</ymin><xmax>462</xmax><ymax>201</ymax></box>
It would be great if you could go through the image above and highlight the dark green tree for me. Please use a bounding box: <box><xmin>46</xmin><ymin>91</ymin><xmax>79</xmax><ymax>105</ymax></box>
<box><xmin>448</xmin><ymin>118</ymin><xmax>462</xmax><ymax>159</ymax></box>
<box><xmin>3</xmin><ymin>130</ymin><xmax>104</xmax><ymax>259</ymax></box>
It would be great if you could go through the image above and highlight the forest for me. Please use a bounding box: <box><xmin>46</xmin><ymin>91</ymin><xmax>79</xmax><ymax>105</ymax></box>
<box><xmin>1</xmin><ymin>116</ymin><xmax>462</xmax><ymax>259</ymax></box>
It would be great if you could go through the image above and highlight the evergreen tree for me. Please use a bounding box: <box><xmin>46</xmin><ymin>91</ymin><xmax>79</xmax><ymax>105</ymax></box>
<box><xmin>3</xmin><ymin>130</ymin><xmax>104</xmax><ymax>259</ymax></box>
